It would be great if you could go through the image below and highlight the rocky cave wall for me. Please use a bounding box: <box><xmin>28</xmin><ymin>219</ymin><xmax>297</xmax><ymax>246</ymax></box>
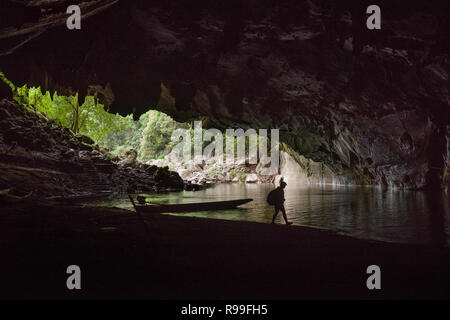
<box><xmin>0</xmin><ymin>0</ymin><xmax>448</xmax><ymax>189</ymax></box>
<box><xmin>0</xmin><ymin>99</ymin><xmax>185</xmax><ymax>198</ymax></box>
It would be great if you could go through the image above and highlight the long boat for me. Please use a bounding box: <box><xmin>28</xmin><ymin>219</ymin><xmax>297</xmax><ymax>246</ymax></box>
<box><xmin>128</xmin><ymin>195</ymin><xmax>252</xmax><ymax>214</ymax></box>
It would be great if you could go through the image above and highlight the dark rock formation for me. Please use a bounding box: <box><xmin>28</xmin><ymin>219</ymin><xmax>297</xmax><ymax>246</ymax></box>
<box><xmin>0</xmin><ymin>0</ymin><xmax>448</xmax><ymax>189</ymax></box>
<box><xmin>152</xmin><ymin>165</ymin><xmax>184</xmax><ymax>189</ymax></box>
<box><xmin>0</xmin><ymin>99</ymin><xmax>184</xmax><ymax>198</ymax></box>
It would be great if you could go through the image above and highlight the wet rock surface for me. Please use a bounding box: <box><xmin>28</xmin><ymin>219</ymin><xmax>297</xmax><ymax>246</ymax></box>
<box><xmin>0</xmin><ymin>99</ymin><xmax>184</xmax><ymax>198</ymax></box>
<box><xmin>0</xmin><ymin>0</ymin><xmax>448</xmax><ymax>189</ymax></box>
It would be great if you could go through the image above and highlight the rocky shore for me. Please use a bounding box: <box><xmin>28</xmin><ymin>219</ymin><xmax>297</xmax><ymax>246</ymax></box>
<box><xmin>146</xmin><ymin>144</ymin><xmax>347</xmax><ymax>185</ymax></box>
<box><xmin>0</xmin><ymin>99</ymin><xmax>184</xmax><ymax>199</ymax></box>
<box><xmin>147</xmin><ymin>152</ymin><xmax>276</xmax><ymax>185</ymax></box>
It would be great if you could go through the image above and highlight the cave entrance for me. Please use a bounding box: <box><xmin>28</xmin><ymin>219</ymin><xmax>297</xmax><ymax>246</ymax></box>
<box><xmin>9</xmin><ymin>83</ymin><xmax>190</xmax><ymax>166</ymax></box>
<box><xmin>7</xmin><ymin>82</ymin><xmax>276</xmax><ymax>185</ymax></box>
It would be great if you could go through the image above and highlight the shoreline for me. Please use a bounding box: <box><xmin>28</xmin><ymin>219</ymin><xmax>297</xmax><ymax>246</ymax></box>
<box><xmin>1</xmin><ymin>202</ymin><xmax>449</xmax><ymax>299</ymax></box>
<box><xmin>166</xmin><ymin>211</ymin><xmax>450</xmax><ymax>248</ymax></box>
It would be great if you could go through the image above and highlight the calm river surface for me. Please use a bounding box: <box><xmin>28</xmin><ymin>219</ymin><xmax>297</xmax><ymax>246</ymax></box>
<box><xmin>89</xmin><ymin>183</ymin><xmax>450</xmax><ymax>246</ymax></box>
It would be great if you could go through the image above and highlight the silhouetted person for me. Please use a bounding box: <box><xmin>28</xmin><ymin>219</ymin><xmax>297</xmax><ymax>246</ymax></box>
<box><xmin>267</xmin><ymin>179</ymin><xmax>292</xmax><ymax>225</ymax></box>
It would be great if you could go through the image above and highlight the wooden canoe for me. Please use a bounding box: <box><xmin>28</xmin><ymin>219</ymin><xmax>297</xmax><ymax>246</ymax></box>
<box><xmin>130</xmin><ymin>197</ymin><xmax>253</xmax><ymax>214</ymax></box>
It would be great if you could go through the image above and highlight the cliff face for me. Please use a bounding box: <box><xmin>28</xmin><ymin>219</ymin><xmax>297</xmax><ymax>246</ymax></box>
<box><xmin>0</xmin><ymin>0</ymin><xmax>448</xmax><ymax>189</ymax></box>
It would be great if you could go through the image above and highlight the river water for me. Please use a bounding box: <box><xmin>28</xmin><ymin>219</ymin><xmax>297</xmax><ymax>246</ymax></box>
<box><xmin>90</xmin><ymin>183</ymin><xmax>450</xmax><ymax>246</ymax></box>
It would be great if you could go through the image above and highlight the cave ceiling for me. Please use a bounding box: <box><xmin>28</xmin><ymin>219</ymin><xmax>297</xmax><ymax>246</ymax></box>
<box><xmin>0</xmin><ymin>0</ymin><xmax>448</xmax><ymax>188</ymax></box>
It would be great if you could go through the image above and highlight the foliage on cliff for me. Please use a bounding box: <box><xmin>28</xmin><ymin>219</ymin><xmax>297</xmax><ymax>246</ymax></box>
<box><xmin>1</xmin><ymin>73</ymin><xmax>188</xmax><ymax>161</ymax></box>
<box><xmin>1</xmin><ymin>73</ymin><xmax>267</xmax><ymax>166</ymax></box>
<box><xmin>139</xmin><ymin>110</ymin><xmax>188</xmax><ymax>162</ymax></box>
<box><xmin>14</xmin><ymin>85</ymin><xmax>133</xmax><ymax>144</ymax></box>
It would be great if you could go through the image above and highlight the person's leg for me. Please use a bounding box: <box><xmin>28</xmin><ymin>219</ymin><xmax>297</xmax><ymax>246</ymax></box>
<box><xmin>271</xmin><ymin>206</ymin><xmax>279</xmax><ymax>223</ymax></box>
<box><xmin>280</xmin><ymin>205</ymin><xmax>292</xmax><ymax>225</ymax></box>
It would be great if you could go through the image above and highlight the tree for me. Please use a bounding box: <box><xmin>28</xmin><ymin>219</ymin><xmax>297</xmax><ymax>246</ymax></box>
<box><xmin>139</xmin><ymin>110</ymin><xmax>188</xmax><ymax>161</ymax></box>
<box><xmin>2</xmin><ymin>72</ymin><xmax>194</xmax><ymax>162</ymax></box>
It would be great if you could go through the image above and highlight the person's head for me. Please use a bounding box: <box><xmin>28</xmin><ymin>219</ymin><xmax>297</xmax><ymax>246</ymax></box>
<box><xmin>280</xmin><ymin>181</ymin><xmax>287</xmax><ymax>189</ymax></box>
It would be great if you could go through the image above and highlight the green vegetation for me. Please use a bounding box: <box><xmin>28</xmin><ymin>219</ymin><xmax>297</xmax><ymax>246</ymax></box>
<box><xmin>227</xmin><ymin>168</ymin><xmax>246</xmax><ymax>182</ymax></box>
<box><xmin>139</xmin><ymin>109</ymin><xmax>188</xmax><ymax>162</ymax></box>
<box><xmin>0</xmin><ymin>73</ymin><xmax>188</xmax><ymax>161</ymax></box>
<box><xmin>237</xmin><ymin>172</ymin><xmax>247</xmax><ymax>183</ymax></box>
<box><xmin>0</xmin><ymin>73</ymin><xmax>272</xmax><ymax>167</ymax></box>
<box><xmin>0</xmin><ymin>72</ymin><xmax>15</xmax><ymax>92</ymax></box>
<box><xmin>14</xmin><ymin>85</ymin><xmax>128</xmax><ymax>138</ymax></box>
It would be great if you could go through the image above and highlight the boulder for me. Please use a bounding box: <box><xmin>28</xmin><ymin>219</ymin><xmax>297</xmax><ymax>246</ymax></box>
<box><xmin>145</xmin><ymin>164</ymin><xmax>158</xmax><ymax>175</ymax></box>
<box><xmin>118</xmin><ymin>149</ymin><xmax>138</xmax><ymax>167</ymax></box>
<box><xmin>245</xmin><ymin>173</ymin><xmax>259</xmax><ymax>183</ymax></box>
<box><xmin>178</xmin><ymin>169</ymin><xmax>192</xmax><ymax>180</ymax></box>
<box><xmin>75</xmin><ymin>133</ymin><xmax>95</xmax><ymax>145</ymax></box>
<box><xmin>153</xmin><ymin>166</ymin><xmax>184</xmax><ymax>189</ymax></box>
<box><xmin>62</xmin><ymin>148</ymin><xmax>76</xmax><ymax>159</ymax></box>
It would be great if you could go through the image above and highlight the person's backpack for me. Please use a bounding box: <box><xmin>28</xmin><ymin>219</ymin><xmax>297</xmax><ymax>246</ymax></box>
<box><xmin>267</xmin><ymin>189</ymin><xmax>277</xmax><ymax>205</ymax></box>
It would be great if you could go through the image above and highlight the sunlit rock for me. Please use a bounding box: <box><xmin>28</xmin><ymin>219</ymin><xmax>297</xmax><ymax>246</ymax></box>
<box><xmin>245</xmin><ymin>173</ymin><xmax>259</xmax><ymax>183</ymax></box>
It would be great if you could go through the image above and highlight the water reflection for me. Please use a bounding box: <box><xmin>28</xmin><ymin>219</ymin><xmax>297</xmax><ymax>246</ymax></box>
<box><xmin>89</xmin><ymin>183</ymin><xmax>449</xmax><ymax>246</ymax></box>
